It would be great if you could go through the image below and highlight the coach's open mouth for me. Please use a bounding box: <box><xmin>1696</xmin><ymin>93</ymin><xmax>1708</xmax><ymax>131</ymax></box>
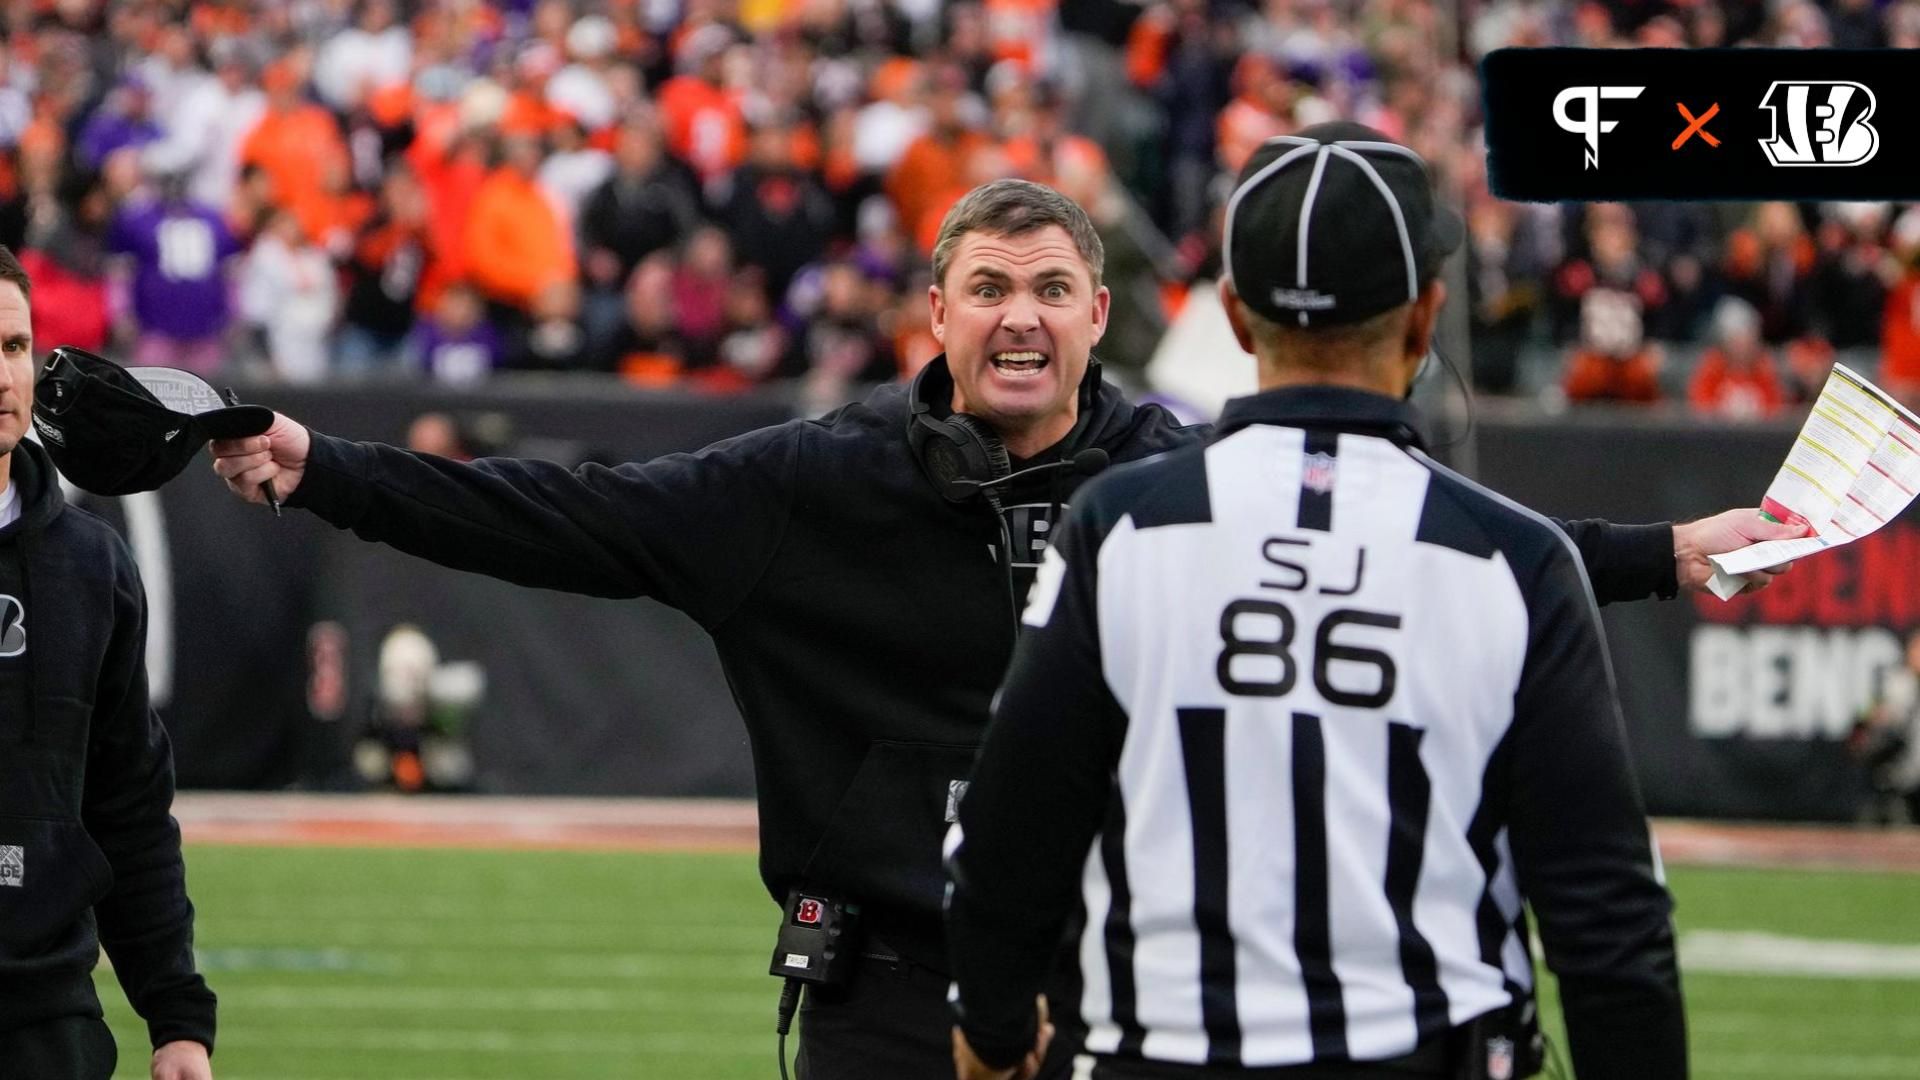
<box><xmin>991</xmin><ymin>351</ymin><xmax>1050</xmax><ymax>377</ymax></box>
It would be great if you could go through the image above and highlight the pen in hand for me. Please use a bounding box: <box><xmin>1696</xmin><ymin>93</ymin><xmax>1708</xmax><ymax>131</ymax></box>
<box><xmin>221</xmin><ymin>387</ymin><xmax>281</xmax><ymax>517</ymax></box>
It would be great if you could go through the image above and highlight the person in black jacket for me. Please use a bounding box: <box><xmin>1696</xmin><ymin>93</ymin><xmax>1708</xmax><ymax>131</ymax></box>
<box><xmin>578</xmin><ymin>117</ymin><xmax>701</xmax><ymax>353</ymax></box>
<box><xmin>209</xmin><ymin>180</ymin><xmax>1792</xmax><ymax>1079</ymax></box>
<box><xmin>0</xmin><ymin>245</ymin><xmax>216</xmax><ymax>1080</ymax></box>
<box><xmin>718</xmin><ymin>117</ymin><xmax>839</xmax><ymax>303</ymax></box>
<box><xmin>949</xmin><ymin>125</ymin><xmax>1686</xmax><ymax>1080</ymax></box>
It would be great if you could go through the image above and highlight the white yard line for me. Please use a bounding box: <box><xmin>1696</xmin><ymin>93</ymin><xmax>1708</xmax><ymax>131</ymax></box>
<box><xmin>1682</xmin><ymin>930</ymin><xmax>1920</xmax><ymax>979</ymax></box>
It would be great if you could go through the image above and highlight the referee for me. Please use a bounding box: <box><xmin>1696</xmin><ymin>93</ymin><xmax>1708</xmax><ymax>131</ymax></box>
<box><xmin>946</xmin><ymin>125</ymin><xmax>1686</xmax><ymax>1080</ymax></box>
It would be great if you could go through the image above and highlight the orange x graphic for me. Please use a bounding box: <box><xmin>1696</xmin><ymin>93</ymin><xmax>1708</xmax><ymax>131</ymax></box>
<box><xmin>1673</xmin><ymin>102</ymin><xmax>1721</xmax><ymax>149</ymax></box>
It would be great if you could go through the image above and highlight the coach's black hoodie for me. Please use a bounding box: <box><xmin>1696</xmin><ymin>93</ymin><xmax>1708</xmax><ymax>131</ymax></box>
<box><xmin>0</xmin><ymin>439</ymin><xmax>215</xmax><ymax>1049</ymax></box>
<box><xmin>287</xmin><ymin>359</ymin><xmax>1675</xmax><ymax>971</ymax></box>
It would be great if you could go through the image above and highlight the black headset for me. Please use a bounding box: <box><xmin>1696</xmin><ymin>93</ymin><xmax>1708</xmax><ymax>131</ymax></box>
<box><xmin>908</xmin><ymin>394</ymin><xmax>1011</xmax><ymax>504</ymax></box>
<box><xmin>907</xmin><ymin>357</ymin><xmax>1103</xmax><ymax>504</ymax></box>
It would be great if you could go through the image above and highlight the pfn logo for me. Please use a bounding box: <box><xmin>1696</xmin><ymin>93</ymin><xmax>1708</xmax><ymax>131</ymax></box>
<box><xmin>1758</xmin><ymin>81</ymin><xmax>1878</xmax><ymax>166</ymax></box>
<box><xmin>1553</xmin><ymin>86</ymin><xmax>1645</xmax><ymax>169</ymax></box>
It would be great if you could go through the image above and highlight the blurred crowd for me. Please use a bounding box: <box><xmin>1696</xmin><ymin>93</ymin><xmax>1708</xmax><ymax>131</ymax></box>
<box><xmin>2</xmin><ymin>0</ymin><xmax>1919</xmax><ymax>416</ymax></box>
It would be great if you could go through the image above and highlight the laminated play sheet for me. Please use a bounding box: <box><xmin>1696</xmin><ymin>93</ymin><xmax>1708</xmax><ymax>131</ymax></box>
<box><xmin>1707</xmin><ymin>364</ymin><xmax>1920</xmax><ymax>600</ymax></box>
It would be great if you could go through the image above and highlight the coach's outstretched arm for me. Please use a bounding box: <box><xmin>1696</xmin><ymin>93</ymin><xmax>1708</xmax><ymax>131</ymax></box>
<box><xmin>1553</xmin><ymin>510</ymin><xmax>1806</xmax><ymax>604</ymax></box>
<box><xmin>1672</xmin><ymin>508</ymin><xmax>1810</xmax><ymax>593</ymax></box>
<box><xmin>210</xmin><ymin>412</ymin><xmax>795</xmax><ymax>628</ymax></box>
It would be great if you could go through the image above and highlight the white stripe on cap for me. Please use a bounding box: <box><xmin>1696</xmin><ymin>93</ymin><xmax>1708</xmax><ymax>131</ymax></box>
<box><xmin>1326</xmin><ymin>144</ymin><xmax>1418</xmax><ymax>303</ymax></box>
<box><xmin>1332</xmin><ymin>140</ymin><xmax>1432</xmax><ymax>169</ymax></box>
<box><xmin>1221</xmin><ymin>140</ymin><xmax>1322</xmax><ymax>296</ymax></box>
<box><xmin>1294</xmin><ymin>145</ymin><xmax>1335</xmax><ymax>327</ymax></box>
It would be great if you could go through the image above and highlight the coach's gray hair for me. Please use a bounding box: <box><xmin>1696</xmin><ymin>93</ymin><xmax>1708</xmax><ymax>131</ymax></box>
<box><xmin>930</xmin><ymin>179</ymin><xmax>1105</xmax><ymax>290</ymax></box>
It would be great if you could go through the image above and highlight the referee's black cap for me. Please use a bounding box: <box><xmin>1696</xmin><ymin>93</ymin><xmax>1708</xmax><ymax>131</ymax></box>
<box><xmin>1225</xmin><ymin>121</ymin><xmax>1463</xmax><ymax>328</ymax></box>
<box><xmin>31</xmin><ymin>346</ymin><xmax>273</xmax><ymax>495</ymax></box>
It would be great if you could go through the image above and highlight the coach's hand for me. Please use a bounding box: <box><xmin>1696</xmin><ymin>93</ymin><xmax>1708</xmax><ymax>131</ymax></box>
<box><xmin>1673</xmin><ymin>508</ymin><xmax>1812</xmax><ymax>595</ymax></box>
<box><xmin>211</xmin><ymin>412</ymin><xmax>310</xmax><ymax>505</ymax></box>
<box><xmin>151</xmin><ymin>1039</ymin><xmax>212</xmax><ymax>1080</ymax></box>
<box><xmin>954</xmin><ymin>996</ymin><xmax>1053</xmax><ymax>1080</ymax></box>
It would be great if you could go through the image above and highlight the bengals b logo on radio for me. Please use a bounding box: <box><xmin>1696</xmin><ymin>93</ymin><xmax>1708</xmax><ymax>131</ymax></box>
<box><xmin>794</xmin><ymin>897</ymin><xmax>824</xmax><ymax>926</ymax></box>
<box><xmin>1757</xmin><ymin>81</ymin><xmax>1879</xmax><ymax>167</ymax></box>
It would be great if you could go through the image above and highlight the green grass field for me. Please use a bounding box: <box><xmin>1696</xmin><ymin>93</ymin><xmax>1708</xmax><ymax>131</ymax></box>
<box><xmin>96</xmin><ymin>846</ymin><xmax>1920</xmax><ymax>1079</ymax></box>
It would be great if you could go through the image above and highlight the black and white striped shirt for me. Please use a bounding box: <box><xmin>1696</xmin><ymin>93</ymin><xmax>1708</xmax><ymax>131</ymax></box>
<box><xmin>946</xmin><ymin>387</ymin><xmax>1684</xmax><ymax>1078</ymax></box>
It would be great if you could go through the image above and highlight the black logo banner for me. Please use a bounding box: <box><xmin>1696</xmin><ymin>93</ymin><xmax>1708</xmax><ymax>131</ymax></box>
<box><xmin>1484</xmin><ymin>49</ymin><xmax>1914</xmax><ymax>200</ymax></box>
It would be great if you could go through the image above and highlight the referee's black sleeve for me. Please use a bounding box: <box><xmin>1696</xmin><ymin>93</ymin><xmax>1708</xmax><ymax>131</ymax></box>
<box><xmin>1506</xmin><ymin>542</ymin><xmax>1687</xmax><ymax>1080</ymax></box>
<box><xmin>946</xmin><ymin>505</ymin><xmax>1127</xmax><ymax>1070</ymax></box>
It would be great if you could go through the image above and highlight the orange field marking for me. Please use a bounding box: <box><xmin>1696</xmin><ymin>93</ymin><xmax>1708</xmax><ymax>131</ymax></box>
<box><xmin>176</xmin><ymin>793</ymin><xmax>759</xmax><ymax>854</ymax></box>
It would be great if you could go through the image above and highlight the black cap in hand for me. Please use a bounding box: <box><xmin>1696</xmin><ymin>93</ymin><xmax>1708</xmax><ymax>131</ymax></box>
<box><xmin>31</xmin><ymin>347</ymin><xmax>274</xmax><ymax>495</ymax></box>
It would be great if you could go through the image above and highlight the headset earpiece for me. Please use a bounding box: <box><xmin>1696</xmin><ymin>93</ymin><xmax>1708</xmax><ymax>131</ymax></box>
<box><xmin>907</xmin><ymin>363</ymin><xmax>1012</xmax><ymax>502</ymax></box>
<box><xmin>917</xmin><ymin>413</ymin><xmax>1010</xmax><ymax>502</ymax></box>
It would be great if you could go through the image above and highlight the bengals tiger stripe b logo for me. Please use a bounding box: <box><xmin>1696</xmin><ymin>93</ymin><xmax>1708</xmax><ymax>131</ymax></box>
<box><xmin>0</xmin><ymin>595</ymin><xmax>22</xmax><ymax>658</ymax></box>
<box><xmin>1757</xmin><ymin>81</ymin><xmax>1879</xmax><ymax>167</ymax></box>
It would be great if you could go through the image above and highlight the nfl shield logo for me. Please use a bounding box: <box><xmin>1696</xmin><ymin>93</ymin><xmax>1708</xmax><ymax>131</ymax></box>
<box><xmin>1486</xmin><ymin>1036</ymin><xmax>1515</xmax><ymax>1080</ymax></box>
<box><xmin>1302</xmin><ymin>451</ymin><xmax>1338</xmax><ymax>495</ymax></box>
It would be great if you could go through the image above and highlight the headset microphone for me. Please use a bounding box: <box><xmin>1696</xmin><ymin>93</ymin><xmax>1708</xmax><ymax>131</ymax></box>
<box><xmin>948</xmin><ymin>448</ymin><xmax>1111</xmax><ymax>493</ymax></box>
<box><xmin>1070</xmin><ymin>447</ymin><xmax>1111</xmax><ymax>475</ymax></box>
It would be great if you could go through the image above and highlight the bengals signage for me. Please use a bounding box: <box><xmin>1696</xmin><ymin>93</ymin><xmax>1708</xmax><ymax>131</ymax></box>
<box><xmin>1689</xmin><ymin>524</ymin><xmax>1918</xmax><ymax>740</ymax></box>
<box><xmin>1476</xmin><ymin>414</ymin><xmax>1888</xmax><ymax>822</ymax></box>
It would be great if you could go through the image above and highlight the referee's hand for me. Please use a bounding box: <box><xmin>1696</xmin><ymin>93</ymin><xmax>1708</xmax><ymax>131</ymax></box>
<box><xmin>953</xmin><ymin>996</ymin><xmax>1053</xmax><ymax>1080</ymax></box>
